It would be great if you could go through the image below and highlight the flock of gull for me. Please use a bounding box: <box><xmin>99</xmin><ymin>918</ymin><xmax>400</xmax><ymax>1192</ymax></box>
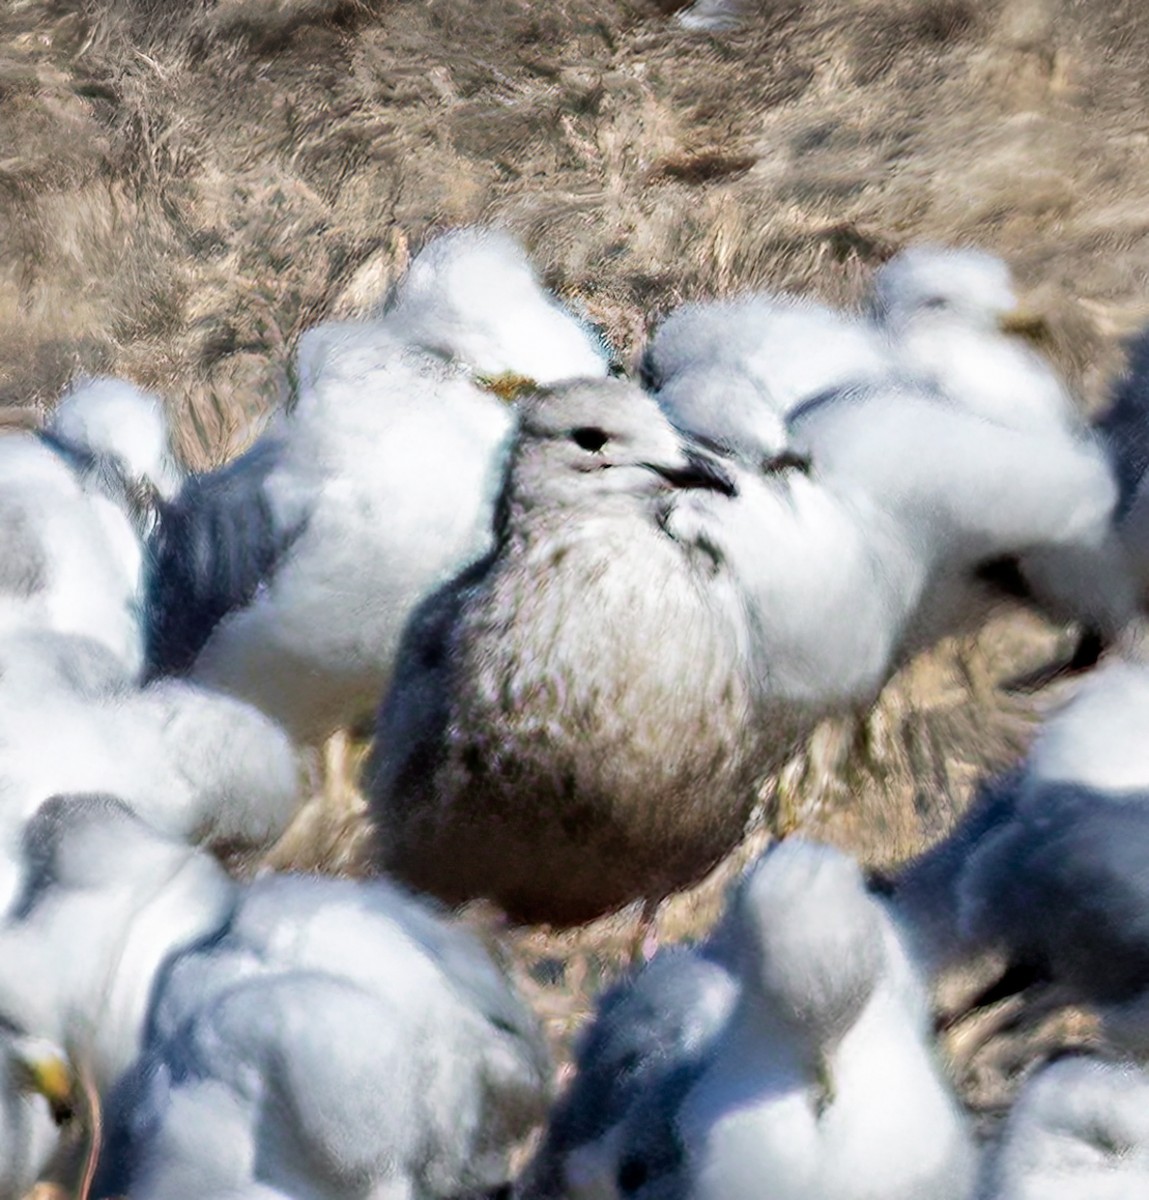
<box><xmin>1</xmin><ymin>225</ymin><xmax>1149</xmax><ymax>1197</ymax></box>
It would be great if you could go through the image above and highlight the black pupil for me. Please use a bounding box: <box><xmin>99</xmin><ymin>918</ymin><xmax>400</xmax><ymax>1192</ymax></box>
<box><xmin>572</xmin><ymin>426</ymin><xmax>609</xmax><ymax>452</ymax></box>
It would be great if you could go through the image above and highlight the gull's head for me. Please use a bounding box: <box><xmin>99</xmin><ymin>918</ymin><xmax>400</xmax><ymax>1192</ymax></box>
<box><xmin>734</xmin><ymin>840</ymin><xmax>885</xmax><ymax>1053</ymax></box>
<box><xmin>1027</xmin><ymin>659</ymin><xmax>1149</xmax><ymax>796</ymax></box>
<box><xmin>48</xmin><ymin>377</ymin><xmax>183</xmax><ymax>501</ymax></box>
<box><xmin>7</xmin><ymin>1033</ymin><xmax>76</xmax><ymax>1124</ymax></box>
<box><xmin>511</xmin><ymin>378</ymin><xmax>738</xmax><ymax>510</ymax></box>
<box><xmin>871</xmin><ymin>245</ymin><xmax>1043</xmax><ymax>340</ymax></box>
<box><xmin>384</xmin><ymin>227</ymin><xmax>611</xmax><ymax>384</ymax></box>
<box><xmin>655</xmin><ymin>368</ymin><xmax>792</xmax><ymax>470</ymax></box>
<box><xmin>990</xmin><ymin>1055</ymin><xmax>1149</xmax><ymax>1191</ymax></box>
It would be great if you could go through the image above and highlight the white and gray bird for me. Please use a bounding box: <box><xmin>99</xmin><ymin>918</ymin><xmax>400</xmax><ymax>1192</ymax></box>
<box><xmin>0</xmin><ymin>1032</ymin><xmax>74</xmax><ymax>1200</ymax></box>
<box><xmin>787</xmin><ymin>373</ymin><xmax>1132</xmax><ymax>663</ymax></box>
<box><xmin>643</xmin><ymin>291</ymin><xmax>891</xmax><ymax>469</ymax></box>
<box><xmin>146</xmin><ymin>228</ymin><xmax>609</xmax><ymax>743</ymax></box>
<box><xmin>0</xmin><ymin>795</ymin><xmax>237</xmax><ymax>1096</ymax></box>
<box><xmin>98</xmin><ymin>870</ymin><xmax>552</xmax><ymax>1200</ymax></box>
<box><xmin>370</xmin><ymin>364</ymin><xmax>1135</xmax><ymax>925</ymax></box>
<box><xmin>523</xmin><ymin>902</ymin><xmax>740</xmax><ymax>1200</ymax></box>
<box><xmin>0</xmin><ymin>433</ymin><xmax>146</xmax><ymax>676</ymax></box>
<box><xmin>0</xmin><ymin>631</ymin><xmax>301</xmax><ymax>911</ymax></box>
<box><xmin>45</xmin><ymin>376</ymin><xmax>184</xmax><ymax>510</ymax></box>
<box><xmin>542</xmin><ymin>841</ymin><xmax>976</xmax><ymax>1200</ymax></box>
<box><xmin>367</xmin><ymin>376</ymin><xmax>769</xmax><ymax>925</ymax></box>
<box><xmin>380</xmin><ymin>226</ymin><xmax>613</xmax><ymax>384</ymax></box>
<box><xmin>869</xmin><ymin>245</ymin><xmax>1075</xmax><ymax>431</ymax></box>
<box><xmin>867</xmin><ymin>246</ymin><xmax>1134</xmax><ymax>644</ymax></box>
<box><xmin>981</xmin><ymin>1055</ymin><xmax>1149</xmax><ymax>1200</ymax></box>
<box><xmin>886</xmin><ymin>658</ymin><xmax>1149</xmax><ymax>1054</ymax></box>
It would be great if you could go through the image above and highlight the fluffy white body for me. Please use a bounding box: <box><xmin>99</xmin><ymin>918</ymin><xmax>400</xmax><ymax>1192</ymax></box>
<box><xmin>981</xmin><ymin>1057</ymin><xmax>1149</xmax><ymax>1200</ymax></box>
<box><xmin>551</xmin><ymin>844</ymin><xmax>975</xmax><ymax>1200</ymax></box>
<box><xmin>791</xmin><ymin>378</ymin><xmax>1128</xmax><ymax>656</ymax></box>
<box><xmin>48</xmin><ymin>376</ymin><xmax>183</xmax><ymax>503</ymax></box>
<box><xmin>675</xmin><ymin>843</ymin><xmax>976</xmax><ymax>1200</ymax></box>
<box><xmin>0</xmin><ymin>434</ymin><xmax>145</xmax><ymax>676</ymax></box>
<box><xmin>663</xmin><ymin>372</ymin><xmax>1123</xmax><ymax>721</ymax></box>
<box><xmin>0</xmin><ymin>635</ymin><xmax>300</xmax><ymax>910</ymax></box>
<box><xmin>0</xmin><ymin>797</ymin><xmax>237</xmax><ymax>1095</ymax></box>
<box><xmin>871</xmin><ymin>247</ymin><xmax>1133</xmax><ymax>634</ymax></box>
<box><xmin>0</xmin><ymin>1034</ymin><xmax>64</xmax><ymax>1200</ymax></box>
<box><xmin>870</xmin><ymin>247</ymin><xmax>1077</xmax><ymax>431</ymax></box>
<box><xmin>645</xmin><ymin>293</ymin><xmax>891</xmax><ymax>466</ymax></box>
<box><xmin>104</xmin><ymin>872</ymin><xmax>552</xmax><ymax>1200</ymax></box>
<box><xmin>380</xmin><ymin>226</ymin><xmax>610</xmax><ymax>383</ymax></box>
<box><xmin>185</xmin><ymin>336</ymin><xmax>514</xmax><ymax>742</ymax></box>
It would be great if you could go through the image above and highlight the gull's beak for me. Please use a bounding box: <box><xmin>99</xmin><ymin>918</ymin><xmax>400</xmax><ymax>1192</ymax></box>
<box><xmin>475</xmin><ymin>371</ymin><xmax>542</xmax><ymax>403</ymax></box>
<box><xmin>12</xmin><ymin>1040</ymin><xmax>77</xmax><ymax>1125</ymax></box>
<box><xmin>998</xmin><ymin>308</ymin><xmax>1051</xmax><ymax>345</ymax></box>
<box><xmin>650</xmin><ymin>449</ymin><xmax>738</xmax><ymax>497</ymax></box>
<box><xmin>761</xmin><ymin>449</ymin><xmax>812</xmax><ymax>476</ymax></box>
<box><xmin>813</xmin><ymin>1053</ymin><xmax>836</xmax><ymax>1117</ymax></box>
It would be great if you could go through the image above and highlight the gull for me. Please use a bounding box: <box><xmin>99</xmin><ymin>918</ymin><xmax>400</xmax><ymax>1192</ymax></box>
<box><xmin>542</xmin><ymin>841</ymin><xmax>975</xmax><ymax>1200</ymax></box>
<box><xmin>371</xmin><ymin>365</ymin><xmax>1135</xmax><ymax>925</ymax></box>
<box><xmin>642</xmin><ymin>292</ymin><xmax>891</xmax><ymax>469</ymax></box>
<box><xmin>98</xmin><ymin>871</ymin><xmax>552</xmax><ymax>1200</ymax></box>
<box><xmin>523</xmin><ymin>910</ymin><xmax>739</xmax><ymax>1200</ymax></box>
<box><xmin>0</xmin><ymin>432</ymin><xmax>145</xmax><ymax>676</ymax></box>
<box><xmin>367</xmin><ymin>376</ymin><xmax>765</xmax><ymax>926</ymax></box>
<box><xmin>886</xmin><ymin>659</ymin><xmax>1149</xmax><ymax>1054</ymax></box>
<box><xmin>44</xmin><ymin>376</ymin><xmax>183</xmax><ymax>511</ymax></box>
<box><xmin>786</xmin><ymin>374</ymin><xmax>1133</xmax><ymax>665</ymax></box>
<box><xmin>0</xmin><ymin>632</ymin><xmax>302</xmax><ymax>911</ymax></box>
<box><xmin>0</xmin><ymin>795</ymin><xmax>237</xmax><ymax>1096</ymax></box>
<box><xmin>981</xmin><ymin>1054</ymin><xmax>1149</xmax><ymax>1199</ymax></box>
<box><xmin>380</xmin><ymin>225</ymin><xmax>613</xmax><ymax>384</ymax></box>
<box><xmin>0</xmin><ymin>1032</ymin><xmax>74</xmax><ymax>1200</ymax></box>
<box><xmin>146</xmin><ymin>228</ymin><xmax>608</xmax><ymax>744</ymax></box>
<box><xmin>867</xmin><ymin>246</ymin><xmax>1134</xmax><ymax>654</ymax></box>
<box><xmin>869</xmin><ymin>245</ymin><xmax>1076</xmax><ymax>431</ymax></box>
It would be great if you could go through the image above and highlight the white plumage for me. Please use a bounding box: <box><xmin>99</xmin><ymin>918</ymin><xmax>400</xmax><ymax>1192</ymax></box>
<box><xmin>644</xmin><ymin>292</ymin><xmax>890</xmax><ymax>467</ymax></box>
<box><xmin>0</xmin><ymin>434</ymin><xmax>146</xmax><ymax>676</ymax></box>
<box><xmin>672</xmin><ymin>842</ymin><xmax>976</xmax><ymax>1200</ymax></box>
<box><xmin>537</xmin><ymin>842</ymin><xmax>975</xmax><ymax>1200</ymax></box>
<box><xmin>147</xmin><ymin>228</ymin><xmax>608</xmax><ymax>743</ymax></box>
<box><xmin>0</xmin><ymin>796</ymin><xmax>237</xmax><ymax>1095</ymax></box>
<box><xmin>102</xmin><ymin>872</ymin><xmax>551</xmax><ymax>1200</ymax></box>
<box><xmin>0</xmin><ymin>631</ymin><xmax>301</xmax><ymax>911</ymax></box>
<box><xmin>982</xmin><ymin>1056</ymin><xmax>1149</xmax><ymax>1200</ymax></box>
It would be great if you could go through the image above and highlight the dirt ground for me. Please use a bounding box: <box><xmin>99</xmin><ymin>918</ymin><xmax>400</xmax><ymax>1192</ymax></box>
<box><xmin>4</xmin><ymin>0</ymin><xmax>1147</xmax><ymax>1189</ymax></box>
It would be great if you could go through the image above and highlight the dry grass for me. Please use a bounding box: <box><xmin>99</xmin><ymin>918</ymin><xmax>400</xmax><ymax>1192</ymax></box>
<box><xmin>7</xmin><ymin>0</ymin><xmax>1149</xmax><ymax>1189</ymax></box>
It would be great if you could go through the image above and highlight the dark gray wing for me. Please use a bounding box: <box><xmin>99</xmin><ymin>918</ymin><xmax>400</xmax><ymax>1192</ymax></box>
<box><xmin>881</xmin><ymin>768</ymin><xmax>1023</xmax><ymax>971</ymax></box>
<box><xmin>366</xmin><ymin>550</ymin><xmax>493</xmax><ymax>837</ymax></box>
<box><xmin>524</xmin><ymin>946</ymin><xmax>734</xmax><ymax>1200</ymax></box>
<box><xmin>1095</xmin><ymin>325</ymin><xmax>1149</xmax><ymax>515</ymax></box>
<box><xmin>144</xmin><ymin>436</ymin><xmax>304</xmax><ymax>677</ymax></box>
<box><xmin>966</xmin><ymin>782</ymin><xmax>1149</xmax><ymax>1007</ymax></box>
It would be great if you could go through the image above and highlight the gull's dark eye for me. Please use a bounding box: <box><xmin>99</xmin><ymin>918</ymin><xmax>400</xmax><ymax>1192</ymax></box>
<box><xmin>571</xmin><ymin>426</ymin><xmax>609</xmax><ymax>452</ymax></box>
<box><xmin>920</xmin><ymin>295</ymin><xmax>949</xmax><ymax>310</ymax></box>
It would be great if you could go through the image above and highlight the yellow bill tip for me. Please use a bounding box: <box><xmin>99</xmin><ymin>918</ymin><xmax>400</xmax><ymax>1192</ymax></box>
<box><xmin>12</xmin><ymin>1043</ymin><xmax>76</xmax><ymax>1124</ymax></box>
<box><xmin>997</xmin><ymin>308</ymin><xmax>1051</xmax><ymax>342</ymax></box>
<box><xmin>475</xmin><ymin>371</ymin><xmax>542</xmax><ymax>403</ymax></box>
